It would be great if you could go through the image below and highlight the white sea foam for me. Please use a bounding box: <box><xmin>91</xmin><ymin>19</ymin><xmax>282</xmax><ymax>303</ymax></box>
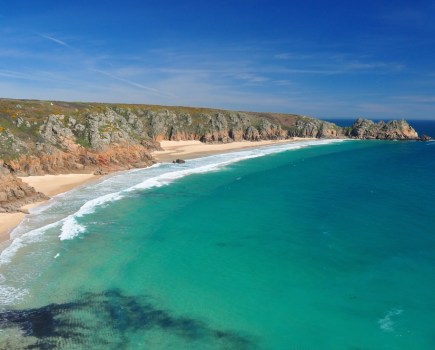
<box><xmin>378</xmin><ymin>308</ymin><xmax>403</xmax><ymax>332</ymax></box>
<box><xmin>2</xmin><ymin>139</ymin><xmax>345</xmax><ymax>259</ymax></box>
<box><xmin>59</xmin><ymin>192</ymin><xmax>124</xmax><ymax>240</ymax></box>
<box><xmin>0</xmin><ymin>285</ymin><xmax>29</xmax><ymax>306</ymax></box>
<box><xmin>57</xmin><ymin>162</ymin><xmax>235</xmax><ymax>241</ymax></box>
<box><xmin>56</xmin><ymin>140</ymin><xmax>336</xmax><ymax>241</ymax></box>
<box><xmin>0</xmin><ymin>221</ymin><xmax>61</xmax><ymax>266</ymax></box>
<box><xmin>0</xmin><ymin>139</ymin><xmax>345</xmax><ymax>307</ymax></box>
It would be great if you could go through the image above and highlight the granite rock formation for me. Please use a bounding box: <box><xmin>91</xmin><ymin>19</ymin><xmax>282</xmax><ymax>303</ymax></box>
<box><xmin>0</xmin><ymin>165</ymin><xmax>48</xmax><ymax>213</ymax></box>
<box><xmin>345</xmin><ymin>118</ymin><xmax>419</xmax><ymax>140</ymax></box>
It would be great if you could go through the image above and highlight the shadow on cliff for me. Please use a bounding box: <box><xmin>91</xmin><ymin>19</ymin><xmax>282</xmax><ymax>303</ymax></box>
<box><xmin>0</xmin><ymin>289</ymin><xmax>256</xmax><ymax>349</ymax></box>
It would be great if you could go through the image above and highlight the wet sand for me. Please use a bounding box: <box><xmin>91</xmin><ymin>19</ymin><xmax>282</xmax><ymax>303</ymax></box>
<box><xmin>0</xmin><ymin>173</ymin><xmax>97</xmax><ymax>242</ymax></box>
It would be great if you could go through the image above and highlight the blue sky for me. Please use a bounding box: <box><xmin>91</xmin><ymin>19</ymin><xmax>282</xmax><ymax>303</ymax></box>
<box><xmin>1</xmin><ymin>1</ymin><xmax>435</xmax><ymax>119</ymax></box>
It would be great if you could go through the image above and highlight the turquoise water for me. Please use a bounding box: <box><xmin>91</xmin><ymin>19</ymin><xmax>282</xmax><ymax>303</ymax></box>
<box><xmin>1</xmin><ymin>139</ymin><xmax>435</xmax><ymax>349</ymax></box>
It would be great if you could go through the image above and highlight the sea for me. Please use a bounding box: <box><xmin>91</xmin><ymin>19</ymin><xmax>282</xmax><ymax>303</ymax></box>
<box><xmin>0</xmin><ymin>120</ymin><xmax>434</xmax><ymax>349</ymax></box>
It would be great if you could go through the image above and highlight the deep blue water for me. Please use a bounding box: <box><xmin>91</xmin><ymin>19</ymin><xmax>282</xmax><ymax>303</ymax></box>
<box><xmin>0</xmin><ymin>139</ymin><xmax>434</xmax><ymax>349</ymax></box>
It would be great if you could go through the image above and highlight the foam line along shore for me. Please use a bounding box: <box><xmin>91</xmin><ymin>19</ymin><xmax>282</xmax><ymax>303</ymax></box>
<box><xmin>0</xmin><ymin>139</ymin><xmax>342</xmax><ymax>272</ymax></box>
<box><xmin>0</xmin><ymin>138</ymin><xmax>314</xmax><ymax>245</ymax></box>
<box><xmin>0</xmin><ymin>174</ymin><xmax>98</xmax><ymax>242</ymax></box>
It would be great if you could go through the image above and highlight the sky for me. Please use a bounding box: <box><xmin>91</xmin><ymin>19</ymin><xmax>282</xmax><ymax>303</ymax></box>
<box><xmin>0</xmin><ymin>0</ymin><xmax>435</xmax><ymax>119</ymax></box>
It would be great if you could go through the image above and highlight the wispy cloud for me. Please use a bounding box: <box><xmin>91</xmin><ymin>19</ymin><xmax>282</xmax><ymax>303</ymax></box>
<box><xmin>0</xmin><ymin>70</ymin><xmax>32</xmax><ymax>80</ymax></box>
<box><xmin>234</xmin><ymin>73</ymin><xmax>269</xmax><ymax>84</ymax></box>
<box><xmin>38</xmin><ymin>33</ymin><xmax>70</xmax><ymax>47</ymax></box>
<box><xmin>92</xmin><ymin>69</ymin><xmax>176</xmax><ymax>98</ymax></box>
<box><xmin>338</xmin><ymin>60</ymin><xmax>405</xmax><ymax>72</ymax></box>
<box><xmin>274</xmin><ymin>52</ymin><xmax>315</xmax><ymax>60</ymax></box>
<box><xmin>274</xmin><ymin>53</ymin><xmax>292</xmax><ymax>60</ymax></box>
<box><xmin>355</xmin><ymin>103</ymin><xmax>400</xmax><ymax>115</ymax></box>
<box><xmin>391</xmin><ymin>95</ymin><xmax>435</xmax><ymax>103</ymax></box>
<box><xmin>273</xmin><ymin>80</ymin><xmax>293</xmax><ymax>86</ymax></box>
<box><xmin>0</xmin><ymin>27</ymin><xmax>432</xmax><ymax>119</ymax></box>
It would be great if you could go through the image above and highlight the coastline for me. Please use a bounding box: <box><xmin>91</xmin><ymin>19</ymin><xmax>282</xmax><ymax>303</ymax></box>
<box><xmin>0</xmin><ymin>138</ymin><xmax>314</xmax><ymax>244</ymax></box>
<box><xmin>0</xmin><ymin>173</ymin><xmax>97</xmax><ymax>243</ymax></box>
<box><xmin>152</xmin><ymin>138</ymin><xmax>314</xmax><ymax>162</ymax></box>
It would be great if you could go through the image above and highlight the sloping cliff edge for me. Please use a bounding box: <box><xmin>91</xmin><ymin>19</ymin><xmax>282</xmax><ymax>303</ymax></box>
<box><xmin>0</xmin><ymin>98</ymin><xmax>424</xmax><ymax>212</ymax></box>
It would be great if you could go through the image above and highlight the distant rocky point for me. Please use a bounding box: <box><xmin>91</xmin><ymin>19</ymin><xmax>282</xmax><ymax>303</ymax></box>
<box><xmin>0</xmin><ymin>98</ymin><xmax>423</xmax><ymax>212</ymax></box>
<box><xmin>345</xmin><ymin>118</ymin><xmax>419</xmax><ymax>140</ymax></box>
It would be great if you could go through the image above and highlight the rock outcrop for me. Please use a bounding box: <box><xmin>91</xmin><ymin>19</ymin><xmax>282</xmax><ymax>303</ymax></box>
<box><xmin>0</xmin><ymin>166</ymin><xmax>48</xmax><ymax>213</ymax></box>
<box><xmin>346</xmin><ymin>118</ymin><xmax>419</xmax><ymax>140</ymax></box>
<box><xmin>0</xmin><ymin>98</ymin><xmax>422</xmax><ymax>212</ymax></box>
<box><xmin>287</xmin><ymin>118</ymin><xmax>341</xmax><ymax>138</ymax></box>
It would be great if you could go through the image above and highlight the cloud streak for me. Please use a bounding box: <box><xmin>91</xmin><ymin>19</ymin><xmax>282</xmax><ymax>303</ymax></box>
<box><xmin>38</xmin><ymin>33</ymin><xmax>70</xmax><ymax>48</ymax></box>
<box><xmin>92</xmin><ymin>69</ymin><xmax>177</xmax><ymax>99</ymax></box>
<box><xmin>0</xmin><ymin>25</ymin><xmax>432</xmax><ymax>119</ymax></box>
<box><xmin>0</xmin><ymin>70</ymin><xmax>32</xmax><ymax>80</ymax></box>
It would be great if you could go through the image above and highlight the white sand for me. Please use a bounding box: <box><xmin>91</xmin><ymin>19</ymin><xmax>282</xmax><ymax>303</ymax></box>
<box><xmin>19</xmin><ymin>173</ymin><xmax>96</xmax><ymax>197</ymax></box>
<box><xmin>1</xmin><ymin>138</ymin><xmax>315</xmax><ymax>242</ymax></box>
<box><xmin>0</xmin><ymin>173</ymin><xmax>97</xmax><ymax>241</ymax></box>
<box><xmin>153</xmin><ymin>138</ymin><xmax>313</xmax><ymax>162</ymax></box>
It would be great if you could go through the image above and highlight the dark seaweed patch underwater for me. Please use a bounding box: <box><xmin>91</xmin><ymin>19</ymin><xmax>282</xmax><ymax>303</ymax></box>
<box><xmin>0</xmin><ymin>289</ymin><xmax>256</xmax><ymax>349</ymax></box>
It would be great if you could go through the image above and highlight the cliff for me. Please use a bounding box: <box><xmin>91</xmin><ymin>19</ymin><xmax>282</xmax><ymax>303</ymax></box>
<box><xmin>0</xmin><ymin>98</ymin><xmax>420</xmax><ymax>212</ymax></box>
<box><xmin>0</xmin><ymin>165</ymin><xmax>48</xmax><ymax>213</ymax></box>
<box><xmin>344</xmin><ymin>118</ymin><xmax>419</xmax><ymax>140</ymax></box>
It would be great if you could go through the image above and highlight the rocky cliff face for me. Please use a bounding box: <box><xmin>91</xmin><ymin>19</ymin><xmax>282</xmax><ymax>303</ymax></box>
<box><xmin>286</xmin><ymin>118</ymin><xmax>342</xmax><ymax>138</ymax></box>
<box><xmin>143</xmin><ymin>110</ymin><xmax>288</xmax><ymax>142</ymax></box>
<box><xmin>345</xmin><ymin>118</ymin><xmax>419</xmax><ymax>140</ymax></box>
<box><xmin>1</xmin><ymin>110</ymin><xmax>159</xmax><ymax>176</ymax></box>
<box><xmin>0</xmin><ymin>99</ymin><xmax>421</xmax><ymax>212</ymax></box>
<box><xmin>0</xmin><ymin>165</ymin><xmax>48</xmax><ymax>213</ymax></box>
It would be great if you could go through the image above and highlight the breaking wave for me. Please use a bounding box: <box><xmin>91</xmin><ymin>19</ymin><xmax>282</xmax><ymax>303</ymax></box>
<box><xmin>0</xmin><ymin>139</ymin><xmax>343</xmax><ymax>306</ymax></box>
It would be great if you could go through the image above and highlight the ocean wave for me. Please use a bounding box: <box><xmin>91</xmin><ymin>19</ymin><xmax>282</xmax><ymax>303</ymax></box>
<box><xmin>59</xmin><ymin>139</ymin><xmax>344</xmax><ymax>241</ymax></box>
<box><xmin>0</xmin><ymin>139</ymin><xmax>345</xmax><ymax>308</ymax></box>
<box><xmin>58</xmin><ymin>159</ymin><xmax>253</xmax><ymax>241</ymax></box>
<box><xmin>2</xmin><ymin>139</ymin><xmax>344</xmax><ymax>261</ymax></box>
<box><xmin>60</xmin><ymin>192</ymin><xmax>124</xmax><ymax>240</ymax></box>
<box><xmin>0</xmin><ymin>221</ymin><xmax>61</xmax><ymax>266</ymax></box>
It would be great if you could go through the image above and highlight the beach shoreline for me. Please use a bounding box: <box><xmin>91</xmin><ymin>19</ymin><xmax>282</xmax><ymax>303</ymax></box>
<box><xmin>0</xmin><ymin>138</ymin><xmax>314</xmax><ymax>245</ymax></box>
<box><xmin>152</xmin><ymin>138</ymin><xmax>314</xmax><ymax>162</ymax></box>
<box><xmin>0</xmin><ymin>173</ymin><xmax>98</xmax><ymax>243</ymax></box>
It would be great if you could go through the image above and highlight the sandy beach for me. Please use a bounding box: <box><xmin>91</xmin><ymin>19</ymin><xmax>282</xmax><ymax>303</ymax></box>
<box><xmin>0</xmin><ymin>173</ymin><xmax>97</xmax><ymax>242</ymax></box>
<box><xmin>152</xmin><ymin>138</ymin><xmax>313</xmax><ymax>162</ymax></box>
<box><xmin>0</xmin><ymin>138</ymin><xmax>314</xmax><ymax>244</ymax></box>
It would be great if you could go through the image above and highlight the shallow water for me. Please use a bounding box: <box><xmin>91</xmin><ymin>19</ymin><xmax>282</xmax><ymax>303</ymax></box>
<box><xmin>1</xmin><ymin>139</ymin><xmax>434</xmax><ymax>349</ymax></box>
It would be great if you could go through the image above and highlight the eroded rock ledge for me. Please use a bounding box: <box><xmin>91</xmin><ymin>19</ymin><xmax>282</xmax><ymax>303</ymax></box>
<box><xmin>0</xmin><ymin>166</ymin><xmax>48</xmax><ymax>213</ymax></box>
